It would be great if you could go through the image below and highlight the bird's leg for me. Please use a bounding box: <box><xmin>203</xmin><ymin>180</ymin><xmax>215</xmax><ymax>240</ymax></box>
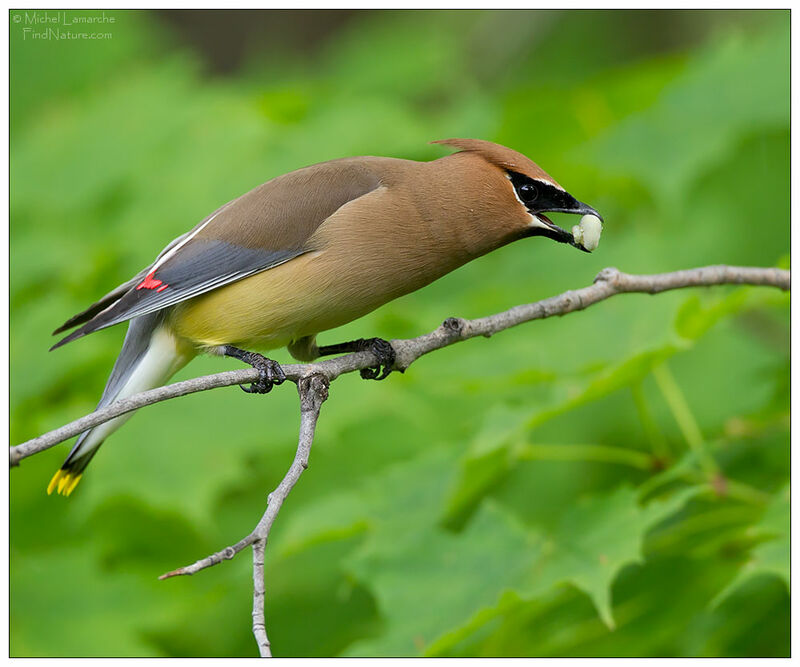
<box><xmin>223</xmin><ymin>346</ymin><xmax>286</xmax><ymax>394</ymax></box>
<box><xmin>317</xmin><ymin>338</ymin><xmax>395</xmax><ymax>381</ymax></box>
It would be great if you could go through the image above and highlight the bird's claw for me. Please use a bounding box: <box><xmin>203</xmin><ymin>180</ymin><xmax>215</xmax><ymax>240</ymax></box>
<box><xmin>238</xmin><ymin>353</ymin><xmax>285</xmax><ymax>394</ymax></box>
<box><xmin>357</xmin><ymin>338</ymin><xmax>395</xmax><ymax>381</ymax></box>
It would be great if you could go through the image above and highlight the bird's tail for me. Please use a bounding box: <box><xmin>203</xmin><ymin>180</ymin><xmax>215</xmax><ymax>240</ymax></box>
<box><xmin>48</xmin><ymin>313</ymin><xmax>194</xmax><ymax>496</ymax></box>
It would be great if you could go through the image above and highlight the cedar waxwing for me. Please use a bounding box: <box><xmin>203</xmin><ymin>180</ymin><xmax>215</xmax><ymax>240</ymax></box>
<box><xmin>47</xmin><ymin>139</ymin><xmax>603</xmax><ymax>496</ymax></box>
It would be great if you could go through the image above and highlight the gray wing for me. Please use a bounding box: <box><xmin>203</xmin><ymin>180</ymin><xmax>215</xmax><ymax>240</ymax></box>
<box><xmin>52</xmin><ymin>230</ymin><xmax>193</xmax><ymax>335</ymax></box>
<box><xmin>52</xmin><ymin>159</ymin><xmax>383</xmax><ymax>349</ymax></box>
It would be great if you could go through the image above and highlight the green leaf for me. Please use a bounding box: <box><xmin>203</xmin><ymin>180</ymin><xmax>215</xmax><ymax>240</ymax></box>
<box><xmin>674</xmin><ymin>290</ymin><xmax>749</xmax><ymax>341</ymax></box>
<box><xmin>441</xmin><ymin>404</ymin><xmax>529</xmax><ymax>528</ymax></box>
<box><xmin>714</xmin><ymin>484</ymin><xmax>789</xmax><ymax>604</ymax></box>
<box><xmin>347</xmin><ymin>472</ymin><xmax>697</xmax><ymax>655</ymax></box>
<box><xmin>444</xmin><ymin>346</ymin><xmax>682</xmax><ymax>525</ymax></box>
<box><xmin>346</xmin><ymin>501</ymin><xmax>540</xmax><ymax>656</ymax></box>
<box><xmin>277</xmin><ymin>490</ymin><xmax>369</xmax><ymax>557</ymax></box>
<box><xmin>674</xmin><ymin>287</ymin><xmax>789</xmax><ymax>342</ymax></box>
<box><xmin>525</xmin><ymin>344</ymin><xmax>686</xmax><ymax>431</ymax></box>
<box><xmin>524</xmin><ymin>485</ymin><xmax>698</xmax><ymax>628</ymax></box>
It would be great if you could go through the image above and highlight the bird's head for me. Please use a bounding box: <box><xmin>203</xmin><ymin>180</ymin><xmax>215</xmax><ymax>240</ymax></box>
<box><xmin>432</xmin><ymin>138</ymin><xmax>603</xmax><ymax>253</ymax></box>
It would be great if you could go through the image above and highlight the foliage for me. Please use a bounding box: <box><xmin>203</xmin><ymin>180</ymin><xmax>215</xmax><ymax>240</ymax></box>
<box><xmin>10</xmin><ymin>9</ymin><xmax>789</xmax><ymax>657</ymax></box>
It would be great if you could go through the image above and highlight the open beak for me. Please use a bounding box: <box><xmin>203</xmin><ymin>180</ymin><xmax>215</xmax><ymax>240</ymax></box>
<box><xmin>533</xmin><ymin>201</ymin><xmax>603</xmax><ymax>253</ymax></box>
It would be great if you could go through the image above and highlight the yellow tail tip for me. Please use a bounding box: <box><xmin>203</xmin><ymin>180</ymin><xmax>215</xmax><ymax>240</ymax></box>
<box><xmin>46</xmin><ymin>470</ymin><xmax>64</xmax><ymax>495</ymax></box>
<box><xmin>64</xmin><ymin>474</ymin><xmax>82</xmax><ymax>496</ymax></box>
<box><xmin>47</xmin><ymin>470</ymin><xmax>82</xmax><ymax>496</ymax></box>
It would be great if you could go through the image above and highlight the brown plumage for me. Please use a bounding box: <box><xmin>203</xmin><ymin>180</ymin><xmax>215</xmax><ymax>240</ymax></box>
<box><xmin>47</xmin><ymin>139</ymin><xmax>602</xmax><ymax>495</ymax></box>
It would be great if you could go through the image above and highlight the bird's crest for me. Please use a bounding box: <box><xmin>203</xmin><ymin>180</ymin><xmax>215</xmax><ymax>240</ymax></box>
<box><xmin>432</xmin><ymin>138</ymin><xmax>563</xmax><ymax>190</ymax></box>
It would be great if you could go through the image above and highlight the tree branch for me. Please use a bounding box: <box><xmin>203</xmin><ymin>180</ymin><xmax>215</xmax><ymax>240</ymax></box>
<box><xmin>10</xmin><ymin>264</ymin><xmax>790</xmax><ymax>656</ymax></box>
<box><xmin>10</xmin><ymin>265</ymin><xmax>789</xmax><ymax>467</ymax></box>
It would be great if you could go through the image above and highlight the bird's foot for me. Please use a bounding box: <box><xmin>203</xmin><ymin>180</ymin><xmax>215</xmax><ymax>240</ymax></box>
<box><xmin>223</xmin><ymin>346</ymin><xmax>286</xmax><ymax>394</ymax></box>
<box><xmin>318</xmin><ymin>337</ymin><xmax>396</xmax><ymax>381</ymax></box>
<box><xmin>241</xmin><ymin>355</ymin><xmax>285</xmax><ymax>394</ymax></box>
<box><xmin>358</xmin><ymin>338</ymin><xmax>395</xmax><ymax>381</ymax></box>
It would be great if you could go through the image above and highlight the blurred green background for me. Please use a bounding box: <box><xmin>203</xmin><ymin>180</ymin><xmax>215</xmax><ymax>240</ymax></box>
<box><xmin>10</xmin><ymin>9</ymin><xmax>789</xmax><ymax>657</ymax></box>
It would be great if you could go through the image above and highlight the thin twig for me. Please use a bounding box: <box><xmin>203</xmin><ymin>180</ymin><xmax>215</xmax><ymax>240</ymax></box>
<box><xmin>159</xmin><ymin>375</ymin><xmax>328</xmax><ymax>655</ymax></box>
<box><xmin>252</xmin><ymin>539</ymin><xmax>270</xmax><ymax>657</ymax></box>
<box><xmin>9</xmin><ymin>265</ymin><xmax>789</xmax><ymax>467</ymax></box>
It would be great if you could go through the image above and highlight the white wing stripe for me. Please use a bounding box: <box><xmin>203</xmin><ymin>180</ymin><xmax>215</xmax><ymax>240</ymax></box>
<box><xmin>149</xmin><ymin>202</ymin><xmax>231</xmax><ymax>274</ymax></box>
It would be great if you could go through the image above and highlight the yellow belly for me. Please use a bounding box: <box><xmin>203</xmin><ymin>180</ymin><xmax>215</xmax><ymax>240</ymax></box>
<box><xmin>168</xmin><ymin>249</ymin><xmax>416</xmax><ymax>351</ymax></box>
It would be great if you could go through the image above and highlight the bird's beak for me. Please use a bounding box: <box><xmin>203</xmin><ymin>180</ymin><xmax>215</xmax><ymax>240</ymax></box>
<box><xmin>532</xmin><ymin>200</ymin><xmax>603</xmax><ymax>253</ymax></box>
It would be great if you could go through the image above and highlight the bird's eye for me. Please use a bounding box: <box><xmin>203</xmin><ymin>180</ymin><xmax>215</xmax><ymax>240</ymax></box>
<box><xmin>518</xmin><ymin>183</ymin><xmax>538</xmax><ymax>203</ymax></box>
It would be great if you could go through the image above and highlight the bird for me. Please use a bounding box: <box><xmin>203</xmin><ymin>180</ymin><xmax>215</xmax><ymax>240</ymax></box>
<box><xmin>47</xmin><ymin>138</ymin><xmax>603</xmax><ymax>496</ymax></box>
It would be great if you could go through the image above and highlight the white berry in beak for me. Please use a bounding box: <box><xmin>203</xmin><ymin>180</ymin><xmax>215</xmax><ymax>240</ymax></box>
<box><xmin>572</xmin><ymin>214</ymin><xmax>603</xmax><ymax>252</ymax></box>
